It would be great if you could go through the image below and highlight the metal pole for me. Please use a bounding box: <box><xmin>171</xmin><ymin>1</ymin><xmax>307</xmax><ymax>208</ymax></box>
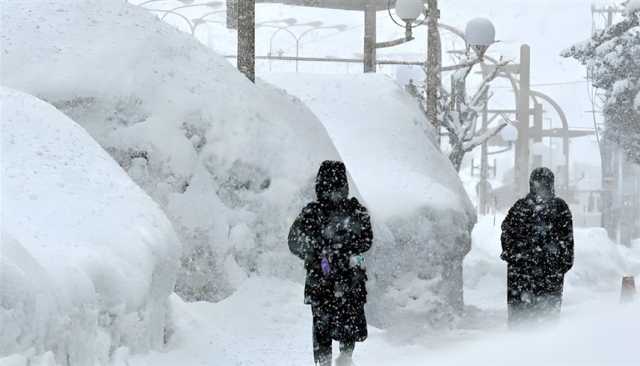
<box><xmin>363</xmin><ymin>3</ymin><xmax>377</xmax><ymax>73</ymax></box>
<box><xmin>479</xmin><ymin>87</ymin><xmax>489</xmax><ymax>215</ymax></box>
<box><xmin>532</xmin><ymin>102</ymin><xmax>544</xmax><ymax>169</ymax></box>
<box><xmin>515</xmin><ymin>44</ymin><xmax>531</xmax><ymax>197</ymax></box>
<box><xmin>616</xmin><ymin>147</ymin><xmax>623</xmax><ymax>244</ymax></box>
<box><xmin>426</xmin><ymin>0</ymin><xmax>442</xmax><ymax>142</ymax></box>
<box><xmin>237</xmin><ymin>0</ymin><xmax>255</xmax><ymax>82</ymax></box>
<box><xmin>295</xmin><ymin>38</ymin><xmax>300</xmax><ymax>72</ymax></box>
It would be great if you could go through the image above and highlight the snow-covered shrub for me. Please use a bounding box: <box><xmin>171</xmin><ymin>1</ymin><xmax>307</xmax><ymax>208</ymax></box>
<box><xmin>265</xmin><ymin>74</ymin><xmax>477</xmax><ymax>330</ymax></box>
<box><xmin>0</xmin><ymin>0</ymin><xmax>342</xmax><ymax>301</ymax></box>
<box><xmin>1</xmin><ymin>87</ymin><xmax>180</xmax><ymax>364</ymax></box>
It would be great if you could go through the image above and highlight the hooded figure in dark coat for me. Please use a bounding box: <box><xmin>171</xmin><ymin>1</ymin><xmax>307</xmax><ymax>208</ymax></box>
<box><xmin>501</xmin><ymin>167</ymin><xmax>574</xmax><ymax>325</ymax></box>
<box><xmin>288</xmin><ymin>161</ymin><xmax>373</xmax><ymax>366</ymax></box>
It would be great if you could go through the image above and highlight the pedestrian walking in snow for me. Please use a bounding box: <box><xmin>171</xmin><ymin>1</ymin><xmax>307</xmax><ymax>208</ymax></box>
<box><xmin>500</xmin><ymin>167</ymin><xmax>574</xmax><ymax>325</ymax></box>
<box><xmin>288</xmin><ymin>161</ymin><xmax>373</xmax><ymax>366</ymax></box>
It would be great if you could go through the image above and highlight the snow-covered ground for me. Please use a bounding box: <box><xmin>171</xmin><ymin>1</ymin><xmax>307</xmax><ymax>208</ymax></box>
<box><xmin>0</xmin><ymin>87</ymin><xmax>180</xmax><ymax>365</ymax></box>
<box><xmin>126</xmin><ymin>217</ymin><xmax>640</xmax><ymax>366</ymax></box>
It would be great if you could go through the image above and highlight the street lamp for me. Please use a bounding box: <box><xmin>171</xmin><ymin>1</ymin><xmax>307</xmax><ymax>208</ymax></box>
<box><xmin>392</xmin><ymin>2</ymin><xmax>496</xmax><ymax>61</ymax></box>
<box><xmin>500</xmin><ymin>123</ymin><xmax>519</xmax><ymax>145</ymax></box>
<box><xmin>265</xmin><ymin>22</ymin><xmax>348</xmax><ymax>72</ymax></box>
<box><xmin>465</xmin><ymin>18</ymin><xmax>496</xmax><ymax>59</ymax></box>
<box><xmin>390</xmin><ymin>1</ymin><xmax>497</xmax><ymax>142</ymax></box>
<box><xmin>395</xmin><ymin>0</ymin><xmax>424</xmax><ymax>19</ymax></box>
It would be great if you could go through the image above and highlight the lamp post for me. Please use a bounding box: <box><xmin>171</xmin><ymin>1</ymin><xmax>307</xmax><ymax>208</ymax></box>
<box><xmin>515</xmin><ymin>45</ymin><xmax>531</xmax><ymax>197</ymax></box>
<box><xmin>426</xmin><ymin>0</ymin><xmax>441</xmax><ymax>137</ymax></box>
<box><xmin>362</xmin><ymin>0</ymin><xmax>423</xmax><ymax>73</ymax></box>
<box><xmin>392</xmin><ymin>0</ymin><xmax>440</xmax><ymax>132</ymax></box>
<box><xmin>391</xmin><ymin>1</ymin><xmax>495</xmax><ymax>142</ymax></box>
<box><xmin>138</xmin><ymin>1</ymin><xmax>224</xmax><ymax>35</ymax></box>
<box><xmin>265</xmin><ymin>22</ymin><xmax>347</xmax><ymax>72</ymax></box>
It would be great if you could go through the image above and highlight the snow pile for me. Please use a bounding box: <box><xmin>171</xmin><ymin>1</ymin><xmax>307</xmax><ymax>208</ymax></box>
<box><xmin>0</xmin><ymin>0</ymin><xmax>342</xmax><ymax>301</ymax></box>
<box><xmin>265</xmin><ymin>74</ymin><xmax>477</xmax><ymax>330</ymax></box>
<box><xmin>0</xmin><ymin>88</ymin><xmax>180</xmax><ymax>364</ymax></box>
<box><xmin>130</xmin><ymin>278</ymin><xmax>313</xmax><ymax>366</ymax></box>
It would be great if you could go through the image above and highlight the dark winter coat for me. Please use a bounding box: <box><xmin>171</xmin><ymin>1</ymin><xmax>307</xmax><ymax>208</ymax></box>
<box><xmin>288</xmin><ymin>161</ymin><xmax>373</xmax><ymax>342</ymax></box>
<box><xmin>501</xmin><ymin>168</ymin><xmax>574</xmax><ymax>314</ymax></box>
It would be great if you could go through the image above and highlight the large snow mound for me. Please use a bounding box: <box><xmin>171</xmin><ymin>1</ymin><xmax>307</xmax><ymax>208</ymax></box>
<box><xmin>265</xmin><ymin>74</ymin><xmax>472</xmax><ymax>220</ymax></box>
<box><xmin>265</xmin><ymin>74</ymin><xmax>477</xmax><ymax>330</ymax></box>
<box><xmin>0</xmin><ymin>87</ymin><xmax>180</xmax><ymax>364</ymax></box>
<box><xmin>0</xmin><ymin>0</ymin><xmax>343</xmax><ymax>301</ymax></box>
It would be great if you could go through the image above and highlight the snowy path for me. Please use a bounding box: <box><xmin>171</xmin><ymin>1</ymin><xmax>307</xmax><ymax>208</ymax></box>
<box><xmin>130</xmin><ymin>219</ymin><xmax>640</xmax><ymax>366</ymax></box>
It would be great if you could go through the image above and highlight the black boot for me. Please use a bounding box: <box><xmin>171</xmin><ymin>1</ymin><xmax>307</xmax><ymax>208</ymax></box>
<box><xmin>313</xmin><ymin>306</ymin><xmax>332</xmax><ymax>366</ymax></box>
<box><xmin>335</xmin><ymin>342</ymin><xmax>354</xmax><ymax>366</ymax></box>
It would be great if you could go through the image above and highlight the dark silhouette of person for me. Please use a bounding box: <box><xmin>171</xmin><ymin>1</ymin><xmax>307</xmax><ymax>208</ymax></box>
<box><xmin>288</xmin><ymin>161</ymin><xmax>373</xmax><ymax>366</ymax></box>
<box><xmin>501</xmin><ymin>167</ymin><xmax>574</xmax><ymax>325</ymax></box>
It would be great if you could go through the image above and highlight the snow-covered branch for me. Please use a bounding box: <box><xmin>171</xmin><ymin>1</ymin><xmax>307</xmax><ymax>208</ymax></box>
<box><xmin>435</xmin><ymin>59</ymin><xmax>509</xmax><ymax>171</ymax></box>
<box><xmin>563</xmin><ymin>7</ymin><xmax>640</xmax><ymax>164</ymax></box>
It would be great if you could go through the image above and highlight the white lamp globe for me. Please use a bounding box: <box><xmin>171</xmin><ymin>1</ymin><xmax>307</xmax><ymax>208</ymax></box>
<box><xmin>395</xmin><ymin>0</ymin><xmax>424</xmax><ymax>22</ymax></box>
<box><xmin>500</xmin><ymin>123</ymin><xmax>518</xmax><ymax>143</ymax></box>
<box><xmin>465</xmin><ymin>18</ymin><xmax>496</xmax><ymax>47</ymax></box>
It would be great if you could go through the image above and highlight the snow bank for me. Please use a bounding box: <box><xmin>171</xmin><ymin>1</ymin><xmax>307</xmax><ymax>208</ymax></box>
<box><xmin>265</xmin><ymin>74</ymin><xmax>477</xmax><ymax>330</ymax></box>
<box><xmin>0</xmin><ymin>0</ymin><xmax>342</xmax><ymax>301</ymax></box>
<box><xmin>0</xmin><ymin>88</ymin><xmax>180</xmax><ymax>364</ymax></box>
<box><xmin>130</xmin><ymin>278</ymin><xmax>313</xmax><ymax>366</ymax></box>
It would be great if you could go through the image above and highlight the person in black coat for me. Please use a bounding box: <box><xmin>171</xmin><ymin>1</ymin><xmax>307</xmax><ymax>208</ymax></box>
<box><xmin>288</xmin><ymin>161</ymin><xmax>373</xmax><ymax>366</ymax></box>
<box><xmin>501</xmin><ymin>167</ymin><xmax>574</xmax><ymax>325</ymax></box>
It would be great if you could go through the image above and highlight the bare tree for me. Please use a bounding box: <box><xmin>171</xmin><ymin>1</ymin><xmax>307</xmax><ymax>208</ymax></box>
<box><xmin>409</xmin><ymin>59</ymin><xmax>509</xmax><ymax>172</ymax></box>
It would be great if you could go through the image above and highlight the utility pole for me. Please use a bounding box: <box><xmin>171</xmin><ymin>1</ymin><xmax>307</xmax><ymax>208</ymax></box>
<box><xmin>426</xmin><ymin>0</ymin><xmax>442</xmax><ymax>139</ymax></box>
<box><xmin>514</xmin><ymin>44</ymin><xmax>531</xmax><ymax>198</ymax></box>
<box><xmin>363</xmin><ymin>3</ymin><xmax>377</xmax><ymax>73</ymax></box>
<box><xmin>226</xmin><ymin>0</ymin><xmax>238</xmax><ymax>29</ymax></box>
<box><xmin>237</xmin><ymin>0</ymin><xmax>256</xmax><ymax>82</ymax></box>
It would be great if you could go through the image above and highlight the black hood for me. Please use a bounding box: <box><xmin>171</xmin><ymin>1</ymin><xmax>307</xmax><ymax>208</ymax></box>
<box><xmin>529</xmin><ymin>167</ymin><xmax>555</xmax><ymax>200</ymax></box>
<box><xmin>316</xmin><ymin>160</ymin><xmax>349</xmax><ymax>204</ymax></box>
